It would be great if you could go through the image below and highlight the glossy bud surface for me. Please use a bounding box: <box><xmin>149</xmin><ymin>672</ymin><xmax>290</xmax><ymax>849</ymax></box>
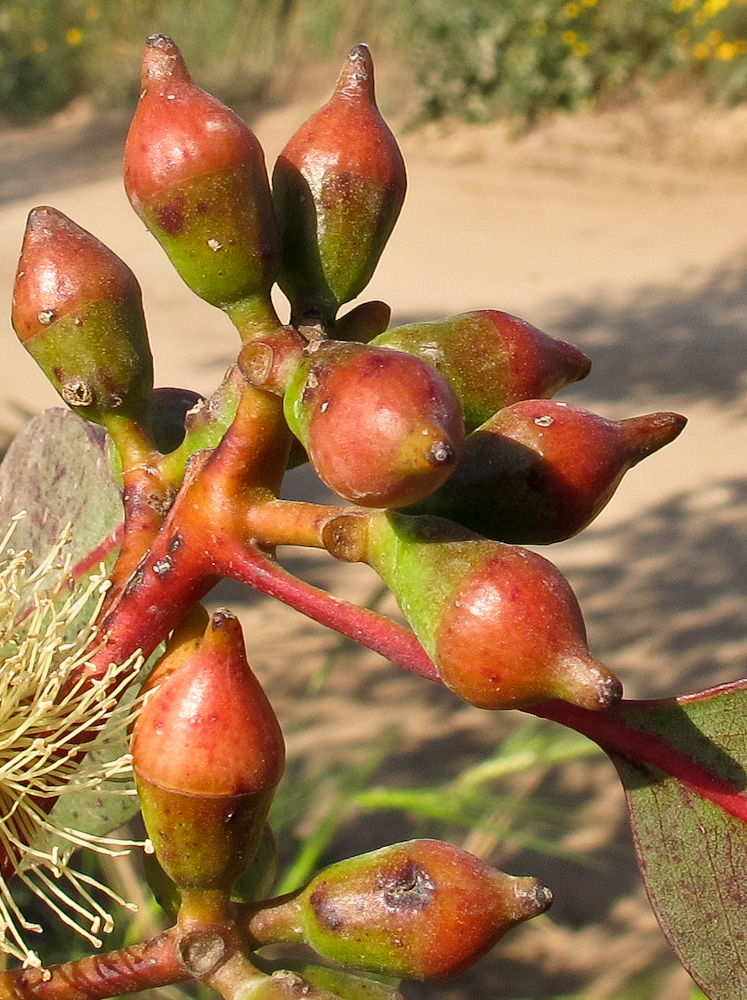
<box><xmin>12</xmin><ymin>206</ymin><xmax>153</xmax><ymax>425</ymax></box>
<box><xmin>132</xmin><ymin>609</ymin><xmax>284</xmax><ymax>893</ymax></box>
<box><xmin>283</xmin><ymin>341</ymin><xmax>464</xmax><ymax>507</ymax></box>
<box><xmin>372</xmin><ymin>310</ymin><xmax>591</xmax><ymax>432</ymax></box>
<box><xmin>273</xmin><ymin>45</ymin><xmax>406</xmax><ymax>324</ymax></box>
<box><xmin>366</xmin><ymin>512</ymin><xmax>621</xmax><ymax>710</ymax></box>
<box><xmin>295</xmin><ymin>840</ymin><xmax>551</xmax><ymax>980</ymax></box>
<box><xmin>413</xmin><ymin>401</ymin><xmax>687</xmax><ymax>543</ymax></box>
<box><xmin>124</xmin><ymin>35</ymin><xmax>278</xmax><ymax>315</ymax></box>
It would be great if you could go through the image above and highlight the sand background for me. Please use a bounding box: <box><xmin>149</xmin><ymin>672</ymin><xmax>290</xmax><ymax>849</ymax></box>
<box><xmin>1</xmin><ymin>87</ymin><xmax>747</xmax><ymax>998</ymax></box>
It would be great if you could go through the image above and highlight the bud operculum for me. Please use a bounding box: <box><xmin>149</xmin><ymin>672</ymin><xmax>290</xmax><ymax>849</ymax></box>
<box><xmin>131</xmin><ymin>609</ymin><xmax>285</xmax><ymax>898</ymax></box>
<box><xmin>12</xmin><ymin>207</ymin><xmax>154</xmax><ymax>428</ymax></box>
<box><xmin>272</xmin><ymin>45</ymin><xmax>406</xmax><ymax>325</ymax></box>
<box><xmin>124</xmin><ymin>35</ymin><xmax>279</xmax><ymax>327</ymax></box>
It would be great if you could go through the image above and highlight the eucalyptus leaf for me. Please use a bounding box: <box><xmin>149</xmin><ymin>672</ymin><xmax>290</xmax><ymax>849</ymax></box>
<box><xmin>609</xmin><ymin>684</ymin><xmax>747</xmax><ymax>1000</ymax></box>
<box><xmin>0</xmin><ymin>407</ymin><xmax>122</xmax><ymax>576</ymax></box>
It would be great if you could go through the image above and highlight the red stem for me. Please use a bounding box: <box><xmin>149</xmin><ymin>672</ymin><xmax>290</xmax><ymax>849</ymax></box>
<box><xmin>0</xmin><ymin>930</ymin><xmax>185</xmax><ymax>1000</ymax></box>
<box><xmin>214</xmin><ymin>537</ymin><xmax>439</xmax><ymax>682</ymax></box>
<box><xmin>208</xmin><ymin>536</ymin><xmax>747</xmax><ymax>825</ymax></box>
<box><xmin>68</xmin><ymin>524</ymin><xmax>124</xmax><ymax>581</ymax></box>
<box><xmin>530</xmin><ymin>699</ymin><xmax>747</xmax><ymax>823</ymax></box>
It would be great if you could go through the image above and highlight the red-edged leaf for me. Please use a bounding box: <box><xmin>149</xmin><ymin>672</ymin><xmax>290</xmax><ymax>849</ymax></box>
<box><xmin>535</xmin><ymin>687</ymin><xmax>747</xmax><ymax>1000</ymax></box>
<box><xmin>612</xmin><ymin>686</ymin><xmax>747</xmax><ymax>1000</ymax></box>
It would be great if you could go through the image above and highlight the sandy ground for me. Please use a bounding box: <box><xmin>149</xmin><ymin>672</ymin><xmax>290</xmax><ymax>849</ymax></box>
<box><xmin>1</xmin><ymin>93</ymin><xmax>747</xmax><ymax>999</ymax></box>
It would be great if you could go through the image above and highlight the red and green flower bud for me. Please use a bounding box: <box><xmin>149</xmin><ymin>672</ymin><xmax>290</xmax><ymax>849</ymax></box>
<box><xmin>124</xmin><ymin>35</ymin><xmax>279</xmax><ymax>329</ymax></box>
<box><xmin>272</xmin><ymin>45</ymin><xmax>406</xmax><ymax>325</ymax></box>
<box><xmin>371</xmin><ymin>310</ymin><xmax>591</xmax><ymax>433</ymax></box>
<box><xmin>11</xmin><ymin>206</ymin><xmax>153</xmax><ymax>427</ymax></box>
<box><xmin>283</xmin><ymin>341</ymin><xmax>465</xmax><ymax>508</ymax></box>
<box><xmin>250</xmin><ymin>840</ymin><xmax>551</xmax><ymax>981</ymax></box>
<box><xmin>131</xmin><ymin>608</ymin><xmax>285</xmax><ymax>897</ymax></box>
<box><xmin>412</xmin><ymin>401</ymin><xmax>687</xmax><ymax>544</ymax></box>
<box><xmin>364</xmin><ymin>512</ymin><xmax>621</xmax><ymax>710</ymax></box>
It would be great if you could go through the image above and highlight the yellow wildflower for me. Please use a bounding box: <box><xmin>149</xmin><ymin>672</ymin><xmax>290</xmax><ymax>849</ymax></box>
<box><xmin>564</xmin><ymin>2</ymin><xmax>581</xmax><ymax>16</ymax></box>
<box><xmin>693</xmin><ymin>41</ymin><xmax>712</xmax><ymax>57</ymax></box>
<box><xmin>716</xmin><ymin>41</ymin><xmax>738</xmax><ymax>58</ymax></box>
<box><xmin>65</xmin><ymin>27</ymin><xmax>83</xmax><ymax>46</ymax></box>
<box><xmin>562</xmin><ymin>29</ymin><xmax>578</xmax><ymax>45</ymax></box>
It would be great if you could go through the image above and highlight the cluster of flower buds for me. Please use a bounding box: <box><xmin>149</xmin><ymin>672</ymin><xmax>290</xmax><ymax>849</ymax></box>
<box><xmin>6</xmin><ymin>32</ymin><xmax>689</xmax><ymax>996</ymax></box>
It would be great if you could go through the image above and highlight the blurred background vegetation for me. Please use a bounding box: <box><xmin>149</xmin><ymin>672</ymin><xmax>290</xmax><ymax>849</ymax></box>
<box><xmin>2</xmin><ymin>0</ymin><xmax>747</xmax><ymax>128</ymax></box>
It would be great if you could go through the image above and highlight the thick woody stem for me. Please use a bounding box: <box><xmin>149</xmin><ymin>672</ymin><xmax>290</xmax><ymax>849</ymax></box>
<box><xmin>80</xmin><ymin>385</ymin><xmax>292</xmax><ymax>681</ymax></box>
<box><xmin>0</xmin><ymin>930</ymin><xmax>186</xmax><ymax>1000</ymax></box>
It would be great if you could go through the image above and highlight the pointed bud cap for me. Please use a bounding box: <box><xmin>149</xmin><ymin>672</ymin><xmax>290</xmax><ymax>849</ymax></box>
<box><xmin>273</xmin><ymin>45</ymin><xmax>406</xmax><ymax>324</ymax></box>
<box><xmin>283</xmin><ymin>342</ymin><xmax>465</xmax><ymax>508</ymax></box>
<box><xmin>412</xmin><ymin>401</ymin><xmax>687</xmax><ymax>543</ymax></box>
<box><xmin>132</xmin><ymin>609</ymin><xmax>285</xmax><ymax>892</ymax></box>
<box><xmin>134</xmin><ymin>608</ymin><xmax>284</xmax><ymax>796</ymax></box>
<box><xmin>295</xmin><ymin>840</ymin><xmax>551</xmax><ymax>980</ymax></box>
<box><xmin>12</xmin><ymin>206</ymin><xmax>153</xmax><ymax>424</ymax></box>
<box><xmin>373</xmin><ymin>310</ymin><xmax>591</xmax><ymax>432</ymax></box>
<box><xmin>124</xmin><ymin>35</ymin><xmax>279</xmax><ymax>314</ymax></box>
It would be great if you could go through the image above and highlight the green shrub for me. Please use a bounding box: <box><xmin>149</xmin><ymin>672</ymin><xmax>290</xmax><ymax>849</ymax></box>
<box><xmin>3</xmin><ymin>1</ymin><xmax>747</xmax><ymax>127</ymax></box>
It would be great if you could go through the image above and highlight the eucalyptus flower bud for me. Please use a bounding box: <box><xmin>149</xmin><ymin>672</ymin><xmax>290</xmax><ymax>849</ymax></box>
<box><xmin>12</xmin><ymin>206</ymin><xmax>153</xmax><ymax>427</ymax></box>
<box><xmin>131</xmin><ymin>609</ymin><xmax>284</xmax><ymax>896</ymax></box>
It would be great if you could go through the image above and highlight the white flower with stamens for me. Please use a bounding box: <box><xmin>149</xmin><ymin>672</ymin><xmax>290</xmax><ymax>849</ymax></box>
<box><xmin>0</xmin><ymin>513</ymin><xmax>143</xmax><ymax>969</ymax></box>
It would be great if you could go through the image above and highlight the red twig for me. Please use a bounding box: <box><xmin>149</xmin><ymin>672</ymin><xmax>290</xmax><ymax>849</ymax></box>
<box><xmin>215</xmin><ymin>537</ymin><xmax>439</xmax><ymax>682</ymax></box>
<box><xmin>0</xmin><ymin>930</ymin><xmax>185</xmax><ymax>1000</ymax></box>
